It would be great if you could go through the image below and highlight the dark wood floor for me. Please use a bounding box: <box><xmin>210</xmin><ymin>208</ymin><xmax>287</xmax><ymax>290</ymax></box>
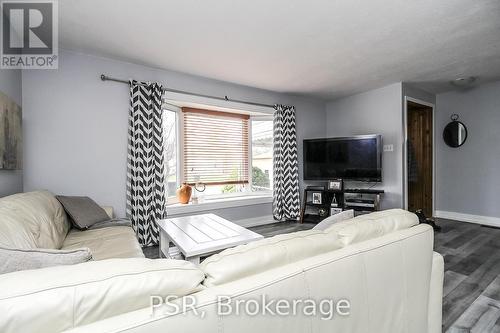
<box><xmin>436</xmin><ymin>219</ymin><xmax>500</xmax><ymax>333</ymax></box>
<box><xmin>144</xmin><ymin>218</ymin><xmax>500</xmax><ymax>332</ymax></box>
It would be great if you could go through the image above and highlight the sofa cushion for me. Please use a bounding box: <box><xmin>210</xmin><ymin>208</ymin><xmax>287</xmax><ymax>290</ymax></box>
<box><xmin>0</xmin><ymin>246</ymin><xmax>92</xmax><ymax>274</ymax></box>
<box><xmin>62</xmin><ymin>226</ymin><xmax>144</xmax><ymax>260</ymax></box>
<box><xmin>325</xmin><ymin>209</ymin><xmax>419</xmax><ymax>246</ymax></box>
<box><xmin>0</xmin><ymin>258</ymin><xmax>205</xmax><ymax>333</ymax></box>
<box><xmin>200</xmin><ymin>229</ymin><xmax>343</xmax><ymax>287</ymax></box>
<box><xmin>313</xmin><ymin>209</ymin><xmax>354</xmax><ymax>230</ymax></box>
<box><xmin>0</xmin><ymin>190</ymin><xmax>71</xmax><ymax>249</ymax></box>
<box><xmin>56</xmin><ymin>196</ymin><xmax>110</xmax><ymax>230</ymax></box>
<box><xmin>88</xmin><ymin>218</ymin><xmax>132</xmax><ymax>230</ymax></box>
<box><xmin>202</xmin><ymin>209</ymin><xmax>419</xmax><ymax>287</ymax></box>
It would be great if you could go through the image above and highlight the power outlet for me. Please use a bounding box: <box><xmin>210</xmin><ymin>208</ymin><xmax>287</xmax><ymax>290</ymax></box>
<box><xmin>383</xmin><ymin>144</ymin><xmax>394</xmax><ymax>152</ymax></box>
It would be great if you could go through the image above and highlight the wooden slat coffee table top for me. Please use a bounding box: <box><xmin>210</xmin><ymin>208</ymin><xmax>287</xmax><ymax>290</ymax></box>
<box><xmin>157</xmin><ymin>214</ymin><xmax>263</xmax><ymax>258</ymax></box>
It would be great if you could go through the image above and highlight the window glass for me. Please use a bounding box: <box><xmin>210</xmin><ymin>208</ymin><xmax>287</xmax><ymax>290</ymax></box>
<box><xmin>251</xmin><ymin>120</ymin><xmax>273</xmax><ymax>193</ymax></box>
<box><xmin>163</xmin><ymin>109</ymin><xmax>177</xmax><ymax>199</ymax></box>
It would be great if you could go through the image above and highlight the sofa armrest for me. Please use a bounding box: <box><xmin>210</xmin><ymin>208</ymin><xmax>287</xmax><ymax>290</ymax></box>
<box><xmin>428</xmin><ymin>251</ymin><xmax>444</xmax><ymax>333</ymax></box>
<box><xmin>0</xmin><ymin>258</ymin><xmax>205</xmax><ymax>333</ymax></box>
<box><xmin>101</xmin><ymin>206</ymin><xmax>114</xmax><ymax>219</ymax></box>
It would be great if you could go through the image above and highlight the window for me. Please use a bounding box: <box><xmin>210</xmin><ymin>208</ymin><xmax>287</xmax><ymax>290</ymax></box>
<box><xmin>163</xmin><ymin>108</ymin><xmax>178</xmax><ymax>200</ymax></box>
<box><xmin>251</xmin><ymin>119</ymin><xmax>273</xmax><ymax>193</ymax></box>
<box><xmin>164</xmin><ymin>105</ymin><xmax>273</xmax><ymax>202</ymax></box>
<box><xmin>182</xmin><ymin>107</ymin><xmax>249</xmax><ymax>189</ymax></box>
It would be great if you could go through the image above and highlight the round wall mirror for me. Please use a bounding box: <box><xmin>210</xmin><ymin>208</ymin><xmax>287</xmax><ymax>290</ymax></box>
<box><xmin>443</xmin><ymin>115</ymin><xmax>467</xmax><ymax>148</ymax></box>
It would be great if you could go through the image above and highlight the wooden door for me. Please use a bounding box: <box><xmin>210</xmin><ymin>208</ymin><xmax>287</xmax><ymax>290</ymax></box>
<box><xmin>407</xmin><ymin>102</ymin><xmax>433</xmax><ymax>216</ymax></box>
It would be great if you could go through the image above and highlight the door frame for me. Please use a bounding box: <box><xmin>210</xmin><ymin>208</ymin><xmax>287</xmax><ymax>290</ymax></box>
<box><xmin>403</xmin><ymin>96</ymin><xmax>436</xmax><ymax>216</ymax></box>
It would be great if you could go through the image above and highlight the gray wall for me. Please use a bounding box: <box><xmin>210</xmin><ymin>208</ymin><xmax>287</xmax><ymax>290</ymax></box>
<box><xmin>0</xmin><ymin>69</ymin><xmax>23</xmax><ymax>197</ymax></box>
<box><xmin>22</xmin><ymin>50</ymin><xmax>326</xmax><ymax>219</ymax></box>
<box><xmin>325</xmin><ymin>83</ymin><xmax>404</xmax><ymax>209</ymax></box>
<box><xmin>435</xmin><ymin>80</ymin><xmax>500</xmax><ymax>218</ymax></box>
<box><xmin>23</xmin><ymin>48</ymin><xmax>500</xmax><ymax>222</ymax></box>
<box><xmin>403</xmin><ymin>83</ymin><xmax>436</xmax><ymax>105</ymax></box>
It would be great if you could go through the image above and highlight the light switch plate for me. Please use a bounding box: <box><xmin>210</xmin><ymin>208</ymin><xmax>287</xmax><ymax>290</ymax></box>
<box><xmin>383</xmin><ymin>144</ymin><xmax>394</xmax><ymax>152</ymax></box>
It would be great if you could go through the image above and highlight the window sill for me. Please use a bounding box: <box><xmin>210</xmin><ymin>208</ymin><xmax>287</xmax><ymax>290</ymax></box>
<box><xmin>167</xmin><ymin>195</ymin><xmax>273</xmax><ymax>216</ymax></box>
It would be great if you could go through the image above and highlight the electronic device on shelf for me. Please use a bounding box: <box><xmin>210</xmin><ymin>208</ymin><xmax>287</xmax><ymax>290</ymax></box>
<box><xmin>345</xmin><ymin>198</ymin><xmax>375</xmax><ymax>203</ymax></box>
<box><xmin>344</xmin><ymin>191</ymin><xmax>381</xmax><ymax>212</ymax></box>
<box><xmin>300</xmin><ymin>187</ymin><xmax>384</xmax><ymax>223</ymax></box>
<box><xmin>345</xmin><ymin>202</ymin><xmax>376</xmax><ymax>208</ymax></box>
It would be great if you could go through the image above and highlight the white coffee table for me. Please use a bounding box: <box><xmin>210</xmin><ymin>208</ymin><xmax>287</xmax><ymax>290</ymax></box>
<box><xmin>157</xmin><ymin>213</ymin><xmax>264</xmax><ymax>264</ymax></box>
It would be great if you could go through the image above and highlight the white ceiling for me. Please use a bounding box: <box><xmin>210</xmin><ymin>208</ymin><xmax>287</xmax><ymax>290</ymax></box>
<box><xmin>60</xmin><ymin>0</ymin><xmax>500</xmax><ymax>100</ymax></box>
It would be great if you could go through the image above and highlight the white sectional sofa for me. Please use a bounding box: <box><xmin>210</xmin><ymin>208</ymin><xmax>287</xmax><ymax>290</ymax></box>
<box><xmin>0</xmin><ymin>193</ymin><xmax>444</xmax><ymax>333</ymax></box>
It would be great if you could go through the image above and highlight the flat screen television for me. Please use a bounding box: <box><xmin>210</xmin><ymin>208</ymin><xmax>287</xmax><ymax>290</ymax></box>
<box><xmin>303</xmin><ymin>135</ymin><xmax>382</xmax><ymax>182</ymax></box>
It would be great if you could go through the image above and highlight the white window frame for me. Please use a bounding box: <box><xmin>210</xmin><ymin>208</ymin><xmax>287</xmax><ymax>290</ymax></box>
<box><xmin>162</xmin><ymin>94</ymin><xmax>274</xmax><ymax>206</ymax></box>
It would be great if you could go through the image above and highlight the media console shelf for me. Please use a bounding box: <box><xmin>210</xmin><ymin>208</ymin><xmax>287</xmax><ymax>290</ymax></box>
<box><xmin>300</xmin><ymin>187</ymin><xmax>384</xmax><ymax>224</ymax></box>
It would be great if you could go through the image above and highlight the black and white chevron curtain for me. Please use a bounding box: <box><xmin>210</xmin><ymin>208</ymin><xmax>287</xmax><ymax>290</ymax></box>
<box><xmin>126</xmin><ymin>80</ymin><xmax>166</xmax><ymax>246</ymax></box>
<box><xmin>273</xmin><ymin>104</ymin><xmax>300</xmax><ymax>221</ymax></box>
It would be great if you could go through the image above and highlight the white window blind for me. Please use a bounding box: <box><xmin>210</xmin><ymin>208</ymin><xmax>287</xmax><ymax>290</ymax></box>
<box><xmin>182</xmin><ymin>107</ymin><xmax>250</xmax><ymax>185</ymax></box>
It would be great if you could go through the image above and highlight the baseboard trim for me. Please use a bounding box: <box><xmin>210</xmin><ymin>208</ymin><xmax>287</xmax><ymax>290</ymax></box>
<box><xmin>435</xmin><ymin>210</ymin><xmax>500</xmax><ymax>228</ymax></box>
<box><xmin>236</xmin><ymin>215</ymin><xmax>277</xmax><ymax>228</ymax></box>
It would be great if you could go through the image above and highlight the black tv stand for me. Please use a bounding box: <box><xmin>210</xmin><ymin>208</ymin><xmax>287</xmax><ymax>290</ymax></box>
<box><xmin>300</xmin><ymin>186</ymin><xmax>384</xmax><ymax>224</ymax></box>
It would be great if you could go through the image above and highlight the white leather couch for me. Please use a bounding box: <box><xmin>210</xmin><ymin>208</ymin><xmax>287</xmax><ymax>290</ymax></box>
<box><xmin>0</xmin><ymin>207</ymin><xmax>444</xmax><ymax>333</ymax></box>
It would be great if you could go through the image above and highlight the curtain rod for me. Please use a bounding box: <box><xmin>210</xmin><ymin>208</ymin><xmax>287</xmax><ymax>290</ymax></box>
<box><xmin>100</xmin><ymin>74</ymin><xmax>276</xmax><ymax>109</ymax></box>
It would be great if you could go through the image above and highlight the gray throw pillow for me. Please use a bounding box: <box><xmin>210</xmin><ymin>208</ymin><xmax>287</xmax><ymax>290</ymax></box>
<box><xmin>313</xmin><ymin>209</ymin><xmax>355</xmax><ymax>231</ymax></box>
<box><xmin>56</xmin><ymin>195</ymin><xmax>109</xmax><ymax>230</ymax></box>
<box><xmin>0</xmin><ymin>247</ymin><xmax>92</xmax><ymax>274</ymax></box>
